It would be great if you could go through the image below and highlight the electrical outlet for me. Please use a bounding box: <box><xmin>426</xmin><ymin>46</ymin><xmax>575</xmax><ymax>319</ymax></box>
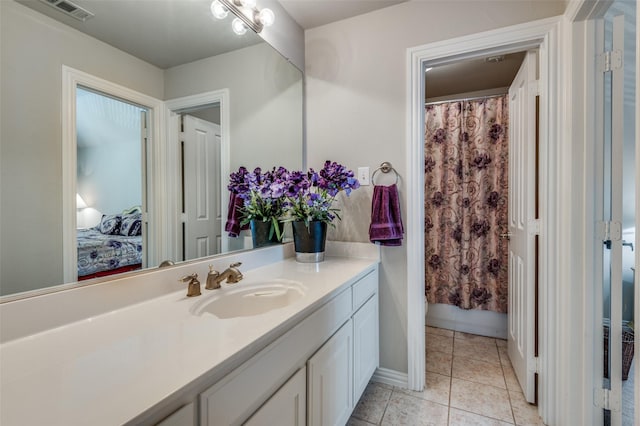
<box><xmin>358</xmin><ymin>167</ymin><xmax>370</xmax><ymax>186</ymax></box>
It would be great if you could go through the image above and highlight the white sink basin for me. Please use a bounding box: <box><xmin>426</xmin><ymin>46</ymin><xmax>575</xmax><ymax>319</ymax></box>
<box><xmin>192</xmin><ymin>279</ymin><xmax>306</xmax><ymax>319</ymax></box>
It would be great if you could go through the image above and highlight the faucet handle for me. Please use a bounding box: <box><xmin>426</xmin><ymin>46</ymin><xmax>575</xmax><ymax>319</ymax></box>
<box><xmin>230</xmin><ymin>262</ymin><xmax>242</xmax><ymax>268</ymax></box>
<box><xmin>179</xmin><ymin>273</ymin><xmax>201</xmax><ymax>297</ymax></box>
<box><xmin>206</xmin><ymin>265</ymin><xmax>221</xmax><ymax>290</ymax></box>
<box><xmin>179</xmin><ymin>273</ymin><xmax>198</xmax><ymax>283</ymax></box>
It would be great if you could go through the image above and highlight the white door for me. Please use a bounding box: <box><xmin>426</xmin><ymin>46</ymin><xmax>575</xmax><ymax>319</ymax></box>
<box><xmin>244</xmin><ymin>367</ymin><xmax>306</xmax><ymax>426</ymax></box>
<box><xmin>183</xmin><ymin>115</ymin><xmax>222</xmax><ymax>260</ymax></box>
<box><xmin>507</xmin><ymin>50</ymin><xmax>538</xmax><ymax>404</ymax></box>
<box><xmin>307</xmin><ymin>320</ymin><xmax>353</xmax><ymax>426</ymax></box>
<box><xmin>352</xmin><ymin>295</ymin><xmax>379</xmax><ymax>404</ymax></box>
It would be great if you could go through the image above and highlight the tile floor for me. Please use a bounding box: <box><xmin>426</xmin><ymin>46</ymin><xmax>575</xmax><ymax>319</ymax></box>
<box><xmin>348</xmin><ymin>326</ymin><xmax>544</xmax><ymax>426</ymax></box>
<box><xmin>621</xmin><ymin>359</ymin><xmax>635</xmax><ymax>425</ymax></box>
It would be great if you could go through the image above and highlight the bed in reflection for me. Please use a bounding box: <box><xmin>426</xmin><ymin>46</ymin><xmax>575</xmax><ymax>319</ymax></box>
<box><xmin>77</xmin><ymin>212</ymin><xmax>143</xmax><ymax>280</ymax></box>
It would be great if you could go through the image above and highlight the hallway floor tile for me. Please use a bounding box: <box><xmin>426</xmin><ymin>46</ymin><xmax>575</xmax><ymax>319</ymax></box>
<box><xmin>349</xmin><ymin>326</ymin><xmax>546</xmax><ymax>425</ymax></box>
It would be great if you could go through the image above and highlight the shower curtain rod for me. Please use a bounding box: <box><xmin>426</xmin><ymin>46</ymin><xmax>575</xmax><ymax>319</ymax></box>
<box><xmin>424</xmin><ymin>92</ymin><xmax>508</xmax><ymax>106</ymax></box>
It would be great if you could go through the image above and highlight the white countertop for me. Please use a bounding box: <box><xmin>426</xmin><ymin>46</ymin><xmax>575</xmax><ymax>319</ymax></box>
<box><xmin>0</xmin><ymin>256</ymin><xmax>377</xmax><ymax>425</ymax></box>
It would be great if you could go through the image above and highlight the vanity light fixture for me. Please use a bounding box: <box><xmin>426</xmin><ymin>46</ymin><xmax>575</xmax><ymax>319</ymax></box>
<box><xmin>210</xmin><ymin>0</ymin><xmax>275</xmax><ymax>34</ymax></box>
<box><xmin>210</xmin><ymin>0</ymin><xmax>229</xmax><ymax>19</ymax></box>
<box><xmin>232</xmin><ymin>17</ymin><xmax>248</xmax><ymax>35</ymax></box>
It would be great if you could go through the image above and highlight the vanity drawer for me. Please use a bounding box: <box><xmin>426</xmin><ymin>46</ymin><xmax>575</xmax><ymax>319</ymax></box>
<box><xmin>352</xmin><ymin>270</ymin><xmax>378</xmax><ymax>310</ymax></box>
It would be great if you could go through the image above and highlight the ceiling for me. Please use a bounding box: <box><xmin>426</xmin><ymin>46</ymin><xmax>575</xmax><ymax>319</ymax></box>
<box><xmin>13</xmin><ymin>0</ymin><xmax>571</xmax><ymax>90</ymax></box>
<box><xmin>426</xmin><ymin>52</ymin><xmax>527</xmax><ymax>100</ymax></box>
<box><xmin>278</xmin><ymin>0</ymin><xmax>407</xmax><ymax>29</ymax></box>
<box><xmin>16</xmin><ymin>0</ymin><xmax>408</xmax><ymax>70</ymax></box>
<box><xmin>17</xmin><ymin>0</ymin><xmax>263</xmax><ymax>69</ymax></box>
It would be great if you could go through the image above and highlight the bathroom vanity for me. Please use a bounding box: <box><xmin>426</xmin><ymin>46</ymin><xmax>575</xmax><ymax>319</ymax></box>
<box><xmin>0</xmin><ymin>242</ymin><xmax>379</xmax><ymax>425</ymax></box>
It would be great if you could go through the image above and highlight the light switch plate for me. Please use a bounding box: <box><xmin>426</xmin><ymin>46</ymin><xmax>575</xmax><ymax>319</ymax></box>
<box><xmin>358</xmin><ymin>167</ymin><xmax>370</xmax><ymax>186</ymax></box>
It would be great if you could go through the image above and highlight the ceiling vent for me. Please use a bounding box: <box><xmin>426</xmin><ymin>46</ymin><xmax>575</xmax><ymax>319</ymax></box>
<box><xmin>40</xmin><ymin>0</ymin><xmax>94</xmax><ymax>21</ymax></box>
<box><xmin>485</xmin><ymin>55</ymin><xmax>505</xmax><ymax>64</ymax></box>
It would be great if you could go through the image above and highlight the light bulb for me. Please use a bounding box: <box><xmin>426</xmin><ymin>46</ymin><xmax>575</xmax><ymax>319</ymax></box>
<box><xmin>241</xmin><ymin>0</ymin><xmax>257</xmax><ymax>9</ymax></box>
<box><xmin>210</xmin><ymin>0</ymin><xmax>228</xmax><ymax>19</ymax></box>
<box><xmin>257</xmin><ymin>8</ymin><xmax>274</xmax><ymax>27</ymax></box>
<box><xmin>232</xmin><ymin>18</ymin><xmax>247</xmax><ymax>35</ymax></box>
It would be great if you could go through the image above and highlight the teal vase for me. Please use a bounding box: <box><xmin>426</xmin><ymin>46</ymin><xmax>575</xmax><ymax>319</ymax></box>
<box><xmin>291</xmin><ymin>220</ymin><xmax>327</xmax><ymax>262</ymax></box>
<box><xmin>250</xmin><ymin>219</ymin><xmax>284</xmax><ymax>248</ymax></box>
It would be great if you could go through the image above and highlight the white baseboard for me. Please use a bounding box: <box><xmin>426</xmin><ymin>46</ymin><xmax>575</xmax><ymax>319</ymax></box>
<box><xmin>371</xmin><ymin>367</ymin><xmax>408</xmax><ymax>389</ymax></box>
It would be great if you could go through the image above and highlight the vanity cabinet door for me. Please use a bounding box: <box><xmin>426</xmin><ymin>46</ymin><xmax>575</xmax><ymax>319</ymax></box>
<box><xmin>244</xmin><ymin>366</ymin><xmax>306</xmax><ymax>426</ymax></box>
<box><xmin>307</xmin><ymin>320</ymin><xmax>353</xmax><ymax>426</ymax></box>
<box><xmin>353</xmin><ymin>294</ymin><xmax>379</xmax><ymax>403</ymax></box>
<box><xmin>155</xmin><ymin>403</ymin><xmax>195</xmax><ymax>426</ymax></box>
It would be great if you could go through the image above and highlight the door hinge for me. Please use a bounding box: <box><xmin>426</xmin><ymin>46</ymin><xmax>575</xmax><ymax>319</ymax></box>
<box><xmin>530</xmin><ymin>79</ymin><xmax>540</xmax><ymax>96</ymax></box>
<box><xmin>534</xmin><ymin>357</ymin><xmax>540</xmax><ymax>374</ymax></box>
<box><xmin>598</xmin><ymin>50</ymin><xmax>623</xmax><ymax>73</ymax></box>
<box><xmin>140</xmin><ymin>111</ymin><xmax>149</xmax><ymax>138</ymax></box>
<box><xmin>528</xmin><ymin>219</ymin><xmax>541</xmax><ymax>236</ymax></box>
<box><xmin>594</xmin><ymin>388</ymin><xmax>621</xmax><ymax>411</ymax></box>
<box><xmin>597</xmin><ymin>221</ymin><xmax>622</xmax><ymax>249</ymax></box>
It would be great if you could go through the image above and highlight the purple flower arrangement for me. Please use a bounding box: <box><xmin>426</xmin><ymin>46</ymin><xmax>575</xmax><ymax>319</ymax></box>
<box><xmin>228</xmin><ymin>161</ymin><xmax>360</xmax><ymax>232</ymax></box>
<box><xmin>285</xmin><ymin>161</ymin><xmax>360</xmax><ymax>226</ymax></box>
<box><xmin>228</xmin><ymin>166</ymin><xmax>289</xmax><ymax>240</ymax></box>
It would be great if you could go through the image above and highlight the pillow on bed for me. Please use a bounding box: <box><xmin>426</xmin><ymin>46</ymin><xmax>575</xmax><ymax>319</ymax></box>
<box><xmin>98</xmin><ymin>214</ymin><xmax>121</xmax><ymax>235</ymax></box>
<box><xmin>122</xmin><ymin>205</ymin><xmax>142</xmax><ymax>215</ymax></box>
<box><xmin>120</xmin><ymin>213</ymin><xmax>142</xmax><ymax>236</ymax></box>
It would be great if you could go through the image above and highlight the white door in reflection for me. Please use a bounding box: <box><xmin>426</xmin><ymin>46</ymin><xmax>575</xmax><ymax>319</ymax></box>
<box><xmin>182</xmin><ymin>114</ymin><xmax>222</xmax><ymax>260</ymax></box>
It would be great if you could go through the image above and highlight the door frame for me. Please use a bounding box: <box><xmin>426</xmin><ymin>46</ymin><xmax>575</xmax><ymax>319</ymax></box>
<box><xmin>61</xmin><ymin>66</ymin><xmax>165</xmax><ymax>282</ymax></box>
<box><xmin>406</xmin><ymin>16</ymin><xmax>563</xmax><ymax>424</ymax></box>
<box><xmin>164</xmin><ymin>89</ymin><xmax>230</xmax><ymax>260</ymax></box>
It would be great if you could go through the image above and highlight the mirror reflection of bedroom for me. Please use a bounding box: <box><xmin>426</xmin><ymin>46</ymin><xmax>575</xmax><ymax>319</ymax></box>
<box><xmin>75</xmin><ymin>87</ymin><xmax>146</xmax><ymax>281</ymax></box>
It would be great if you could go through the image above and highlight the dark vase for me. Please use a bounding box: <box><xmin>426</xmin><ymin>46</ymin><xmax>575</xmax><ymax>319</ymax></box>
<box><xmin>291</xmin><ymin>220</ymin><xmax>327</xmax><ymax>263</ymax></box>
<box><xmin>250</xmin><ymin>219</ymin><xmax>284</xmax><ymax>248</ymax></box>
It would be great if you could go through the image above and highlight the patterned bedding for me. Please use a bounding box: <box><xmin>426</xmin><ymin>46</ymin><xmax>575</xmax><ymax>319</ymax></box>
<box><xmin>77</xmin><ymin>228</ymin><xmax>142</xmax><ymax>278</ymax></box>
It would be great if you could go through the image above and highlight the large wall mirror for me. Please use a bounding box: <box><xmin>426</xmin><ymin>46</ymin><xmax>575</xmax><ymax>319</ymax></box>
<box><xmin>0</xmin><ymin>0</ymin><xmax>303</xmax><ymax>298</ymax></box>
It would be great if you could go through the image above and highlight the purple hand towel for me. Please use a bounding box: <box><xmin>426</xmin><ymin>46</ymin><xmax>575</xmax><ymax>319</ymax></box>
<box><xmin>369</xmin><ymin>184</ymin><xmax>404</xmax><ymax>246</ymax></box>
<box><xmin>224</xmin><ymin>193</ymin><xmax>249</xmax><ymax>237</ymax></box>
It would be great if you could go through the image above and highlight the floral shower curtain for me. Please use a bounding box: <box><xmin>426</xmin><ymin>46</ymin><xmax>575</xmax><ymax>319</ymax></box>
<box><xmin>424</xmin><ymin>96</ymin><xmax>509</xmax><ymax>313</ymax></box>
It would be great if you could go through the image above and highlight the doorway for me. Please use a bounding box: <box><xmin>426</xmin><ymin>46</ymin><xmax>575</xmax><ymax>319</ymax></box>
<box><xmin>164</xmin><ymin>89</ymin><xmax>230</xmax><ymax>262</ymax></box>
<box><xmin>422</xmin><ymin>49</ymin><xmax>540</xmax><ymax>423</ymax></box>
<box><xmin>62</xmin><ymin>66</ymin><xmax>164</xmax><ymax>284</ymax></box>
<box><xmin>406</xmin><ymin>18</ymin><xmax>563</xmax><ymax>425</ymax></box>
<box><xmin>75</xmin><ymin>86</ymin><xmax>147</xmax><ymax>280</ymax></box>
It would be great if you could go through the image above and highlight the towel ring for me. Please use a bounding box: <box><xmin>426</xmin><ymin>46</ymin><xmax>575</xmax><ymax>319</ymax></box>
<box><xmin>371</xmin><ymin>161</ymin><xmax>399</xmax><ymax>185</ymax></box>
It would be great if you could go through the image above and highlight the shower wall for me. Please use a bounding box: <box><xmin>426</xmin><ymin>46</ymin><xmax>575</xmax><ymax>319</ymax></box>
<box><xmin>426</xmin><ymin>303</ymin><xmax>507</xmax><ymax>339</ymax></box>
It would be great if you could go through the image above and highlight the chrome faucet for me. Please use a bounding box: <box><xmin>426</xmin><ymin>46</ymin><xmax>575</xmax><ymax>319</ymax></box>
<box><xmin>211</xmin><ymin>262</ymin><xmax>243</xmax><ymax>286</ymax></box>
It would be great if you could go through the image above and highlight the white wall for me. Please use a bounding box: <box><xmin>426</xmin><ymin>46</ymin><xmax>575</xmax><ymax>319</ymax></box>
<box><xmin>164</xmin><ymin>42</ymin><xmax>303</xmax><ymax>172</ymax></box>
<box><xmin>76</xmin><ymin>89</ymin><xmax>143</xmax><ymax>217</ymax></box>
<box><xmin>0</xmin><ymin>0</ymin><xmax>164</xmax><ymax>295</ymax></box>
<box><xmin>305</xmin><ymin>0</ymin><xmax>566</xmax><ymax>374</ymax></box>
<box><xmin>189</xmin><ymin>106</ymin><xmax>222</xmax><ymax>125</ymax></box>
